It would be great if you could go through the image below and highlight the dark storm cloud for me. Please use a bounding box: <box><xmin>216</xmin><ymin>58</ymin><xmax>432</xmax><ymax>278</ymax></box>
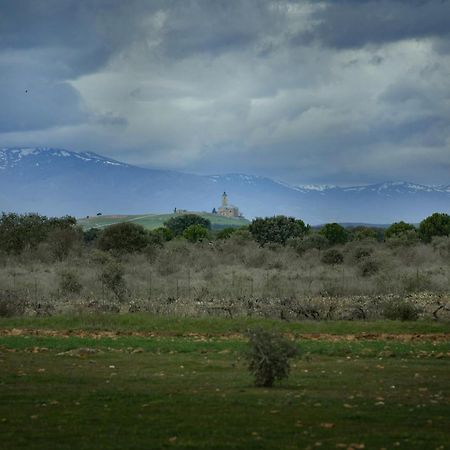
<box><xmin>296</xmin><ymin>0</ymin><xmax>450</xmax><ymax>48</ymax></box>
<box><xmin>0</xmin><ymin>0</ymin><xmax>162</xmax><ymax>77</ymax></box>
<box><xmin>156</xmin><ymin>0</ymin><xmax>282</xmax><ymax>58</ymax></box>
<box><xmin>0</xmin><ymin>0</ymin><xmax>449</xmax><ymax>185</ymax></box>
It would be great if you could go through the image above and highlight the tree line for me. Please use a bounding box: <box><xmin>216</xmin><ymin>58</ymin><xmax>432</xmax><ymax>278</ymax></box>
<box><xmin>0</xmin><ymin>211</ymin><xmax>449</xmax><ymax>257</ymax></box>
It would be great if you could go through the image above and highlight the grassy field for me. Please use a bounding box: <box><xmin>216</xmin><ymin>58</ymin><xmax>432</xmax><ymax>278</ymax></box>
<box><xmin>77</xmin><ymin>212</ymin><xmax>250</xmax><ymax>231</ymax></box>
<box><xmin>1</xmin><ymin>315</ymin><xmax>449</xmax><ymax>449</ymax></box>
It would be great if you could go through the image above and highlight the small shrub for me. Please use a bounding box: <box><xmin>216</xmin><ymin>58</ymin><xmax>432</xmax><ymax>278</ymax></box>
<box><xmin>99</xmin><ymin>260</ymin><xmax>127</xmax><ymax>302</ymax></box>
<box><xmin>58</xmin><ymin>270</ymin><xmax>83</xmax><ymax>295</ymax></box>
<box><xmin>0</xmin><ymin>290</ymin><xmax>26</xmax><ymax>317</ymax></box>
<box><xmin>353</xmin><ymin>246</ymin><xmax>373</xmax><ymax>261</ymax></box>
<box><xmin>359</xmin><ymin>259</ymin><xmax>380</xmax><ymax>277</ymax></box>
<box><xmin>321</xmin><ymin>249</ymin><xmax>344</xmax><ymax>265</ymax></box>
<box><xmin>245</xmin><ymin>328</ymin><xmax>298</xmax><ymax>387</ymax></box>
<box><xmin>383</xmin><ymin>301</ymin><xmax>419</xmax><ymax>321</ymax></box>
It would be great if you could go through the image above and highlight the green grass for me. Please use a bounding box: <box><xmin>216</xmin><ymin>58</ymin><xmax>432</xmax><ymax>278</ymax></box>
<box><xmin>1</xmin><ymin>332</ymin><xmax>449</xmax><ymax>449</ymax></box>
<box><xmin>1</xmin><ymin>314</ymin><xmax>449</xmax><ymax>335</ymax></box>
<box><xmin>77</xmin><ymin>212</ymin><xmax>249</xmax><ymax>231</ymax></box>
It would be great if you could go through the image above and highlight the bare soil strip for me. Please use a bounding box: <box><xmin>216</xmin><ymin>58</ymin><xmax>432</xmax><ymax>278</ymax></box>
<box><xmin>1</xmin><ymin>328</ymin><xmax>449</xmax><ymax>342</ymax></box>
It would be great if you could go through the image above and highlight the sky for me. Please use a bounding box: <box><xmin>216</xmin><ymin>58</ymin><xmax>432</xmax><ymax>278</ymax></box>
<box><xmin>0</xmin><ymin>0</ymin><xmax>449</xmax><ymax>186</ymax></box>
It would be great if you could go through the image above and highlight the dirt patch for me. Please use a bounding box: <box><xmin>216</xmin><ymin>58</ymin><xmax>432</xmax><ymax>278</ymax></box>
<box><xmin>0</xmin><ymin>328</ymin><xmax>449</xmax><ymax>342</ymax></box>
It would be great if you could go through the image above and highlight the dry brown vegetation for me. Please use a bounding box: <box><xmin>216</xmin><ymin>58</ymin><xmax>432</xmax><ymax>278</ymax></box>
<box><xmin>1</xmin><ymin>231</ymin><xmax>450</xmax><ymax>321</ymax></box>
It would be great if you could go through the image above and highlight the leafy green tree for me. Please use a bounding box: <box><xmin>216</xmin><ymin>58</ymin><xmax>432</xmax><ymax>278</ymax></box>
<box><xmin>319</xmin><ymin>223</ymin><xmax>348</xmax><ymax>245</ymax></box>
<box><xmin>385</xmin><ymin>221</ymin><xmax>416</xmax><ymax>239</ymax></box>
<box><xmin>419</xmin><ymin>213</ymin><xmax>450</xmax><ymax>243</ymax></box>
<box><xmin>164</xmin><ymin>214</ymin><xmax>211</xmax><ymax>236</ymax></box>
<box><xmin>98</xmin><ymin>222</ymin><xmax>148</xmax><ymax>253</ymax></box>
<box><xmin>249</xmin><ymin>216</ymin><xmax>310</xmax><ymax>246</ymax></box>
<box><xmin>0</xmin><ymin>212</ymin><xmax>78</xmax><ymax>254</ymax></box>
<box><xmin>182</xmin><ymin>224</ymin><xmax>209</xmax><ymax>242</ymax></box>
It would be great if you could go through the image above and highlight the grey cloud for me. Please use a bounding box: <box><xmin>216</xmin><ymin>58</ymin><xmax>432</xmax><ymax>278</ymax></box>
<box><xmin>0</xmin><ymin>0</ymin><xmax>163</xmax><ymax>77</ymax></box>
<box><xmin>0</xmin><ymin>60</ymin><xmax>86</xmax><ymax>132</ymax></box>
<box><xmin>296</xmin><ymin>0</ymin><xmax>450</xmax><ymax>48</ymax></box>
<box><xmin>156</xmin><ymin>0</ymin><xmax>283</xmax><ymax>58</ymax></box>
<box><xmin>0</xmin><ymin>0</ymin><xmax>449</xmax><ymax>187</ymax></box>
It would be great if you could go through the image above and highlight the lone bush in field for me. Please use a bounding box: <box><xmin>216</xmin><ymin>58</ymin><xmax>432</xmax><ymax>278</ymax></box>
<box><xmin>321</xmin><ymin>249</ymin><xmax>344</xmax><ymax>265</ymax></box>
<box><xmin>98</xmin><ymin>222</ymin><xmax>148</xmax><ymax>253</ymax></box>
<box><xmin>245</xmin><ymin>328</ymin><xmax>298</xmax><ymax>387</ymax></box>
<box><xmin>164</xmin><ymin>214</ymin><xmax>211</xmax><ymax>236</ymax></box>
<box><xmin>249</xmin><ymin>216</ymin><xmax>310</xmax><ymax>246</ymax></box>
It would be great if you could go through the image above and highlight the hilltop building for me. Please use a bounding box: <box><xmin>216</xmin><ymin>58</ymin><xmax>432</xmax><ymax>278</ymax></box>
<box><xmin>216</xmin><ymin>192</ymin><xmax>242</xmax><ymax>218</ymax></box>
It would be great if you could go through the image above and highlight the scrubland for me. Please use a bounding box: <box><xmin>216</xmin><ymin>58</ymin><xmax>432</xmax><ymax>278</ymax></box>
<box><xmin>1</xmin><ymin>232</ymin><xmax>450</xmax><ymax>321</ymax></box>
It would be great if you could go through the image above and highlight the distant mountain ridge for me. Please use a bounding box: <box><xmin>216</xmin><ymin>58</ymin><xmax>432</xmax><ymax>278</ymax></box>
<box><xmin>1</xmin><ymin>147</ymin><xmax>449</xmax><ymax>224</ymax></box>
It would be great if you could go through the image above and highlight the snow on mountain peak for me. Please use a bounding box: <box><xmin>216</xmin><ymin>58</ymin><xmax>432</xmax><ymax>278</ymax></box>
<box><xmin>0</xmin><ymin>147</ymin><xmax>128</xmax><ymax>170</ymax></box>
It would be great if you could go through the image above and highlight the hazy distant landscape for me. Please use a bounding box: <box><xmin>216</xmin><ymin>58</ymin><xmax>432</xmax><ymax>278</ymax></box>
<box><xmin>1</xmin><ymin>147</ymin><xmax>449</xmax><ymax>223</ymax></box>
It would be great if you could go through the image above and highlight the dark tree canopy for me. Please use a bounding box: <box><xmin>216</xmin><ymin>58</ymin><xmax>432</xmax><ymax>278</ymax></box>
<box><xmin>98</xmin><ymin>222</ymin><xmax>149</xmax><ymax>253</ymax></box>
<box><xmin>249</xmin><ymin>216</ymin><xmax>310</xmax><ymax>246</ymax></box>
<box><xmin>319</xmin><ymin>223</ymin><xmax>349</xmax><ymax>245</ymax></box>
<box><xmin>164</xmin><ymin>214</ymin><xmax>211</xmax><ymax>236</ymax></box>
<box><xmin>385</xmin><ymin>221</ymin><xmax>416</xmax><ymax>239</ymax></box>
<box><xmin>0</xmin><ymin>212</ymin><xmax>77</xmax><ymax>254</ymax></box>
<box><xmin>419</xmin><ymin>213</ymin><xmax>450</xmax><ymax>243</ymax></box>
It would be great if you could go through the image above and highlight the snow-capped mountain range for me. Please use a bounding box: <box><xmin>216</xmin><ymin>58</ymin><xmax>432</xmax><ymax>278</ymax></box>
<box><xmin>1</xmin><ymin>147</ymin><xmax>449</xmax><ymax>224</ymax></box>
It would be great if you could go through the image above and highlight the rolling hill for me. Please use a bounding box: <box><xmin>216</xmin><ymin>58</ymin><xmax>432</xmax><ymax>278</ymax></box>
<box><xmin>77</xmin><ymin>212</ymin><xmax>249</xmax><ymax>231</ymax></box>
